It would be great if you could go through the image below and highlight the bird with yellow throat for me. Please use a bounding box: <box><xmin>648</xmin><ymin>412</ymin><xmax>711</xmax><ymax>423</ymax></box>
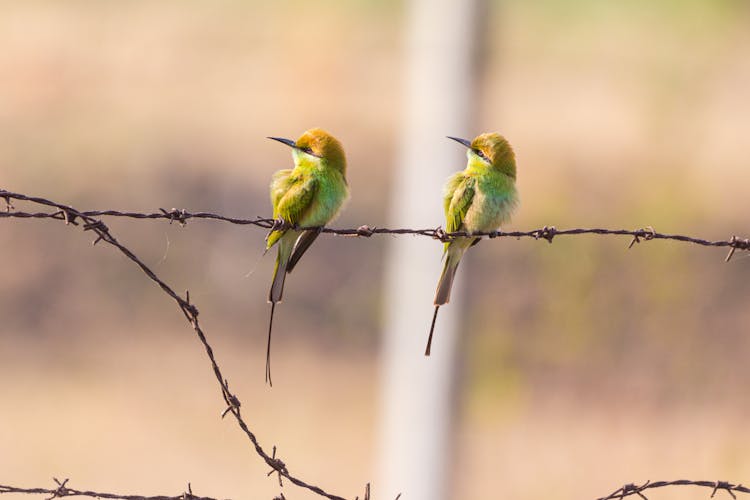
<box><xmin>265</xmin><ymin>128</ymin><xmax>349</xmax><ymax>385</ymax></box>
<box><xmin>426</xmin><ymin>132</ymin><xmax>519</xmax><ymax>356</ymax></box>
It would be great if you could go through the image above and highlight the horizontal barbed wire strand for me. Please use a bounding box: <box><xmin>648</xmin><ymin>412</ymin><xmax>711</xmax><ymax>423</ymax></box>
<box><xmin>1</xmin><ymin>190</ymin><xmax>749</xmax><ymax>260</ymax></box>
<box><xmin>597</xmin><ymin>479</ymin><xmax>750</xmax><ymax>500</ymax></box>
<box><xmin>3</xmin><ymin>478</ymin><xmax>749</xmax><ymax>500</ymax></box>
<box><xmin>0</xmin><ymin>478</ymin><xmax>219</xmax><ymax>500</ymax></box>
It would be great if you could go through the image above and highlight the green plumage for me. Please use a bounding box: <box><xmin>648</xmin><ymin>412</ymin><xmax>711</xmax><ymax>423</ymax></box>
<box><xmin>263</xmin><ymin>128</ymin><xmax>349</xmax><ymax>385</ymax></box>
<box><xmin>266</xmin><ymin>156</ymin><xmax>348</xmax><ymax>301</ymax></box>
<box><xmin>427</xmin><ymin>133</ymin><xmax>519</xmax><ymax>356</ymax></box>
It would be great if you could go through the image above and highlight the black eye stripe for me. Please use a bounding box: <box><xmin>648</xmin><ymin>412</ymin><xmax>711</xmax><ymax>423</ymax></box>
<box><xmin>473</xmin><ymin>149</ymin><xmax>488</xmax><ymax>160</ymax></box>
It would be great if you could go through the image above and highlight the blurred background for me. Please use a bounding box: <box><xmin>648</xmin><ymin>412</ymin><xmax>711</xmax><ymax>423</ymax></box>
<box><xmin>1</xmin><ymin>0</ymin><xmax>750</xmax><ymax>499</ymax></box>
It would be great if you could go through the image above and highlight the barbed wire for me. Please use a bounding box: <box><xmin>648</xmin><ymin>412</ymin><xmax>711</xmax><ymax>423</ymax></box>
<box><xmin>1</xmin><ymin>189</ymin><xmax>748</xmax><ymax>261</ymax></box>
<box><xmin>0</xmin><ymin>478</ymin><xmax>219</xmax><ymax>500</ymax></box>
<box><xmin>0</xmin><ymin>478</ymin><xmax>367</xmax><ymax>500</ymax></box>
<box><xmin>0</xmin><ymin>189</ymin><xmax>352</xmax><ymax>500</ymax></box>
<box><xmin>3</xmin><ymin>477</ymin><xmax>749</xmax><ymax>500</ymax></box>
<box><xmin>597</xmin><ymin>479</ymin><xmax>750</xmax><ymax>500</ymax></box>
<box><xmin>1</xmin><ymin>188</ymin><xmax>749</xmax><ymax>500</ymax></box>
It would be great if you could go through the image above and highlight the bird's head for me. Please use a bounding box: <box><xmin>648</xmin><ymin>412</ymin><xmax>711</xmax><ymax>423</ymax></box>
<box><xmin>448</xmin><ymin>132</ymin><xmax>516</xmax><ymax>179</ymax></box>
<box><xmin>268</xmin><ymin>128</ymin><xmax>347</xmax><ymax>176</ymax></box>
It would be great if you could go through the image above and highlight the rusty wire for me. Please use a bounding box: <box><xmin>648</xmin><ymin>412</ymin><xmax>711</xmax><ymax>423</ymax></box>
<box><xmin>0</xmin><ymin>190</ymin><xmax>348</xmax><ymax>500</ymax></box>
<box><xmin>3</xmin><ymin>478</ymin><xmax>749</xmax><ymax>500</ymax></box>
<box><xmin>597</xmin><ymin>479</ymin><xmax>750</xmax><ymax>500</ymax></box>
<box><xmin>0</xmin><ymin>478</ymin><xmax>218</xmax><ymax>500</ymax></box>
<box><xmin>1</xmin><ymin>188</ymin><xmax>750</xmax><ymax>500</ymax></box>
<box><xmin>1</xmin><ymin>189</ymin><xmax>749</xmax><ymax>260</ymax></box>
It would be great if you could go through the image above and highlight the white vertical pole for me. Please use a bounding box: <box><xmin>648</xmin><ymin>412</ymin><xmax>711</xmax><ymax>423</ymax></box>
<box><xmin>376</xmin><ymin>0</ymin><xmax>483</xmax><ymax>499</ymax></box>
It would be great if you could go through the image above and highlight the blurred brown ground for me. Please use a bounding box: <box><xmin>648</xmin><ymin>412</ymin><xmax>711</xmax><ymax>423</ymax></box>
<box><xmin>1</xmin><ymin>1</ymin><xmax>750</xmax><ymax>499</ymax></box>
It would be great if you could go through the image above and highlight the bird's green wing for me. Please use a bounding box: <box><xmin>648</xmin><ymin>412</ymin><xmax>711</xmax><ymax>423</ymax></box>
<box><xmin>276</xmin><ymin>175</ymin><xmax>318</xmax><ymax>224</ymax></box>
<box><xmin>266</xmin><ymin>174</ymin><xmax>318</xmax><ymax>249</ymax></box>
<box><xmin>442</xmin><ymin>172</ymin><xmax>465</xmax><ymax>218</ymax></box>
<box><xmin>444</xmin><ymin>174</ymin><xmax>475</xmax><ymax>234</ymax></box>
<box><xmin>442</xmin><ymin>174</ymin><xmax>475</xmax><ymax>253</ymax></box>
<box><xmin>270</xmin><ymin>169</ymin><xmax>294</xmax><ymax>215</ymax></box>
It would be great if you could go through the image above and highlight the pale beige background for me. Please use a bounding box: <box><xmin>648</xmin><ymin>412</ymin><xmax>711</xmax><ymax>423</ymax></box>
<box><xmin>1</xmin><ymin>1</ymin><xmax>750</xmax><ymax>499</ymax></box>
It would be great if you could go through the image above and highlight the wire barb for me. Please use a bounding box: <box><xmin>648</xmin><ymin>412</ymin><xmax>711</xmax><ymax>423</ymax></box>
<box><xmin>220</xmin><ymin>380</ymin><xmax>241</xmax><ymax>419</ymax></box>
<box><xmin>535</xmin><ymin>225</ymin><xmax>557</xmax><ymax>243</ymax></box>
<box><xmin>723</xmin><ymin>235</ymin><xmax>750</xmax><ymax>262</ymax></box>
<box><xmin>182</xmin><ymin>482</ymin><xmax>194</xmax><ymax>500</ymax></box>
<box><xmin>355</xmin><ymin>483</ymin><xmax>370</xmax><ymax>500</ymax></box>
<box><xmin>266</xmin><ymin>446</ymin><xmax>287</xmax><ymax>487</ymax></box>
<box><xmin>713</xmin><ymin>481</ymin><xmax>738</xmax><ymax>499</ymax></box>
<box><xmin>356</xmin><ymin>225</ymin><xmax>374</xmax><ymax>237</ymax></box>
<box><xmin>628</xmin><ymin>226</ymin><xmax>656</xmax><ymax>249</ymax></box>
<box><xmin>45</xmin><ymin>478</ymin><xmax>69</xmax><ymax>500</ymax></box>
<box><xmin>159</xmin><ymin>208</ymin><xmax>189</xmax><ymax>226</ymax></box>
<box><xmin>433</xmin><ymin>226</ymin><xmax>449</xmax><ymax>242</ymax></box>
<box><xmin>2</xmin><ymin>194</ymin><xmax>13</xmax><ymax>211</ymax></box>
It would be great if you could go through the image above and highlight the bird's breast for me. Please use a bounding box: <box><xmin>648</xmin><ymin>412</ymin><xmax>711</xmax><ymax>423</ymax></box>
<box><xmin>300</xmin><ymin>172</ymin><xmax>349</xmax><ymax>227</ymax></box>
<box><xmin>463</xmin><ymin>183</ymin><xmax>518</xmax><ymax>233</ymax></box>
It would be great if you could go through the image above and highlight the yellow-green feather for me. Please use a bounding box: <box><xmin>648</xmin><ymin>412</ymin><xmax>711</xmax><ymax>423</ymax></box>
<box><xmin>266</xmin><ymin>173</ymin><xmax>318</xmax><ymax>249</ymax></box>
<box><xmin>265</xmin><ymin>128</ymin><xmax>349</xmax><ymax>302</ymax></box>
<box><xmin>442</xmin><ymin>173</ymin><xmax>475</xmax><ymax>252</ymax></box>
<box><xmin>264</xmin><ymin>128</ymin><xmax>349</xmax><ymax>385</ymax></box>
<box><xmin>433</xmin><ymin>134</ymin><xmax>519</xmax><ymax>305</ymax></box>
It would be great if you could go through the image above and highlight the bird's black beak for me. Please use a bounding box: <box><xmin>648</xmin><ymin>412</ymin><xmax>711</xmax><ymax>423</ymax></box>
<box><xmin>446</xmin><ymin>136</ymin><xmax>472</xmax><ymax>148</ymax></box>
<box><xmin>267</xmin><ymin>136</ymin><xmax>298</xmax><ymax>149</ymax></box>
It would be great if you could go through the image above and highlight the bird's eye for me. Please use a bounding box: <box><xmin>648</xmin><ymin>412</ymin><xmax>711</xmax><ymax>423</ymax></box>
<box><xmin>302</xmin><ymin>147</ymin><xmax>314</xmax><ymax>155</ymax></box>
<box><xmin>473</xmin><ymin>149</ymin><xmax>488</xmax><ymax>161</ymax></box>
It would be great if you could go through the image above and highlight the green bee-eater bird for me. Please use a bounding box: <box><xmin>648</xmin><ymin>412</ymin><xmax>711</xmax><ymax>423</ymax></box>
<box><xmin>265</xmin><ymin>128</ymin><xmax>349</xmax><ymax>385</ymax></box>
<box><xmin>426</xmin><ymin>132</ymin><xmax>519</xmax><ymax>356</ymax></box>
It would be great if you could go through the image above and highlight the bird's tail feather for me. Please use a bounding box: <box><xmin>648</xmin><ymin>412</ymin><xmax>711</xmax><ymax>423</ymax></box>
<box><xmin>265</xmin><ymin>230</ymin><xmax>299</xmax><ymax>387</ymax></box>
<box><xmin>425</xmin><ymin>305</ymin><xmax>440</xmax><ymax>356</ymax></box>
<box><xmin>427</xmin><ymin>241</ymin><xmax>469</xmax><ymax>356</ymax></box>
<box><xmin>266</xmin><ymin>302</ymin><xmax>275</xmax><ymax>386</ymax></box>
<box><xmin>286</xmin><ymin>228</ymin><xmax>321</xmax><ymax>274</ymax></box>
<box><xmin>434</xmin><ymin>244</ymin><xmax>464</xmax><ymax>306</ymax></box>
<box><xmin>268</xmin><ymin>231</ymin><xmax>298</xmax><ymax>303</ymax></box>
